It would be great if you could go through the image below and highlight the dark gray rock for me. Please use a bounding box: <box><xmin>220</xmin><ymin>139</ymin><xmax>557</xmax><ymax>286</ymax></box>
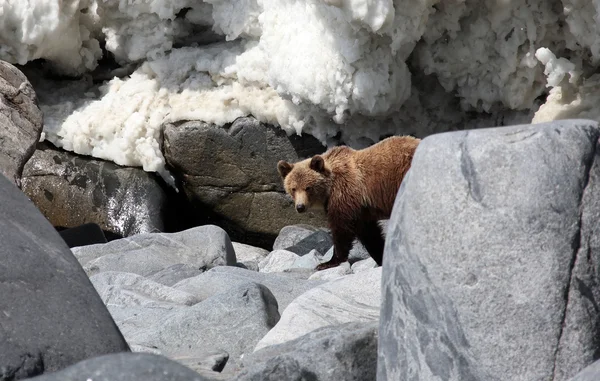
<box><xmin>109</xmin><ymin>282</ymin><xmax>280</xmax><ymax>373</ymax></box>
<box><xmin>272</xmin><ymin>225</ymin><xmax>319</xmax><ymax>251</ymax></box>
<box><xmin>378</xmin><ymin>120</ymin><xmax>600</xmax><ymax>381</ymax></box>
<box><xmin>163</xmin><ymin>117</ymin><xmax>327</xmax><ymax>247</ymax></box>
<box><xmin>0</xmin><ymin>61</ymin><xmax>43</xmax><ymax>186</ymax></box>
<box><xmin>173</xmin><ymin>266</ymin><xmax>323</xmax><ymax>313</ymax></box>
<box><xmin>0</xmin><ymin>169</ymin><xmax>128</xmax><ymax>380</ymax></box>
<box><xmin>27</xmin><ymin>353</ymin><xmax>212</xmax><ymax>381</ymax></box>
<box><xmin>236</xmin><ymin>322</ymin><xmax>378</xmax><ymax>381</ymax></box>
<box><xmin>569</xmin><ymin>359</ymin><xmax>600</xmax><ymax>381</ymax></box>
<box><xmin>284</xmin><ymin>230</ymin><xmax>333</xmax><ymax>256</ymax></box>
<box><xmin>71</xmin><ymin>225</ymin><xmax>236</xmax><ymax>277</ymax></box>
<box><xmin>21</xmin><ymin>142</ymin><xmax>166</xmax><ymax>238</ymax></box>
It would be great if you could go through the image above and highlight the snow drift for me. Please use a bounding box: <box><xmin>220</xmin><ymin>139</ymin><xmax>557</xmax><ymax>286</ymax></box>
<box><xmin>1</xmin><ymin>0</ymin><xmax>599</xmax><ymax>176</ymax></box>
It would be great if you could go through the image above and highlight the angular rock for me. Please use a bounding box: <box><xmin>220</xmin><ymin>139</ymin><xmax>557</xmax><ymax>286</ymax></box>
<box><xmin>378</xmin><ymin>120</ymin><xmax>600</xmax><ymax>381</ymax></box>
<box><xmin>255</xmin><ymin>268</ymin><xmax>381</xmax><ymax>350</ymax></box>
<box><xmin>233</xmin><ymin>242</ymin><xmax>269</xmax><ymax>271</ymax></box>
<box><xmin>163</xmin><ymin>118</ymin><xmax>327</xmax><ymax>247</ymax></box>
<box><xmin>0</xmin><ymin>170</ymin><xmax>128</xmax><ymax>379</ymax></box>
<box><xmin>22</xmin><ymin>142</ymin><xmax>167</xmax><ymax>238</ymax></box>
<box><xmin>0</xmin><ymin>60</ymin><xmax>43</xmax><ymax>186</ymax></box>
<box><xmin>236</xmin><ymin>322</ymin><xmax>378</xmax><ymax>381</ymax></box>
<box><xmin>110</xmin><ymin>283</ymin><xmax>280</xmax><ymax>373</ymax></box>
<box><xmin>90</xmin><ymin>271</ymin><xmax>201</xmax><ymax>307</ymax></box>
<box><xmin>284</xmin><ymin>230</ymin><xmax>333</xmax><ymax>256</ymax></box>
<box><xmin>272</xmin><ymin>224</ymin><xmax>319</xmax><ymax>251</ymax></box>
<box><xmin>72</xmin><ymin>225</ymin><xmax>236</xmax><ymax>277</ymax></box>
<box><xmin>27</xmin><ymin>353</ymin><xmax>212</xmax><ymax>381</ymax></box>
<box><xmin>173</xmin><ymin>266</ymin><xmax>323</xmax><ymax>313</ymax></box>
<box><xmin>308</xmin><ymin>261</ymin><xmax>351</xmax><ymax>281</ymax></box>
<box><xmin>291</xmin><ymin>249</ymin><xmax>322</xmax><ymax>270</ymax></box>
<box><xmin>258</xmin><ymin>249</ymin><xmax>300</xmax><ymax>273</ymax></box>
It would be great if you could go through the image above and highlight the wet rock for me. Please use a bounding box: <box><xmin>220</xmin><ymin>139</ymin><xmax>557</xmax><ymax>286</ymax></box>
<box><xmin>0</xmin><ymin>60</ymin><xmax>43</xmax><ymax>186</ymax></box>
<box><xmin>22</xmin><ymin>142</ymin><xmax>166</xmax><ymax>238</ymax></box>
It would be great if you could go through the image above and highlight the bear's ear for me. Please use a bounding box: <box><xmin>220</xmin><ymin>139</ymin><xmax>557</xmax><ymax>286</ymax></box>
<box><xmin>277</xmin><ymin>160</ymin><xmax>293</xmax><ymax>179</ymax></box>
<box><xmin>309</xmin><ymin>155</ymin><xmax>325</xmax><ymax>173</ymax></box>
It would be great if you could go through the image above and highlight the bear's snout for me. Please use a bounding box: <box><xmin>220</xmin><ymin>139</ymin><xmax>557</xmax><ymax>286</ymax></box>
<box><xmin>296</xmin><ymin>203</ymin><xmax>306</xmax><ymax>213</ymax></box>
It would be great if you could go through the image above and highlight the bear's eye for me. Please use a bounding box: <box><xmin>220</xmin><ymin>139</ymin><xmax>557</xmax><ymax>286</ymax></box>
<box><xmin>306</xmin><ymin>186</ymin><xmax>312</xmax><ymax>192</ymax></box>
<box><xmin>291</xmin><ymin>188</ymin><xmax>296</xmax><ymax>193</ymax></box>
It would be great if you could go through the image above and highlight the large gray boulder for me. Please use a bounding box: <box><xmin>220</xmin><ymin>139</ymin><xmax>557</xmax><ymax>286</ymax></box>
<box><xmin>71</xmin><ymin>225</ymin><xmax>236</xmax><ymax>277</ymax></box>
<box><xmin>255</xmin><ymin>267</ymin><xmax>381</xmax><ymax>350</ymax></box>
<box><xmin>236</xmin><ymin>322</ymin><xmax>378</xmax><ymax>381</ymax></box>
<box><xmin>172</xmin><ymin>266</ymin><xmax>323</xmax><ymax>313</ymax></box>
<box><xmin>0</xmin><ymin>60</ymin><xmax>43</xmax><ymax>186</ymax></box>
<box><xmin>109</xmin><ymin>282</ymin><xmax>280</xmax><ymax>373</ymax></box>
<box><xmin>0</xmin><ymin>166</ymin><xmax>128</xmax><ymax>380</ymax></box>
<box><xmin>27</xmin><ymin>353</ymin><xmax>213</xmax><ymax>381</ymax></box>
<box><xmin>378</xmin><ymin>120</ymin><xmax>600</xmax><ymax>381</ymax></box>
<box><xmin>163</xmin><ymin>117</ymin><xmax>327</xmax><ymax>247</ymax></box>
<box><xmin>22</xmin><ymin>142</ymin><xmax>167</xmax><ymax>238</ymax></box>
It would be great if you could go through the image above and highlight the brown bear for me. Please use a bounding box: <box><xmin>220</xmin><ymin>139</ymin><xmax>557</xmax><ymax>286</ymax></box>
<box><xmin>277</xmin><ymin>135</ymin><xmax>420</xmax><ymax>270</ymax></box>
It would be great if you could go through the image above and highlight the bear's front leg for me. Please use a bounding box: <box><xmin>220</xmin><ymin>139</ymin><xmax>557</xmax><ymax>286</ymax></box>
<box><xmin>316</xmin><ymin>224</ymin><xmax>355</xmax><ymax>271</ymax></box>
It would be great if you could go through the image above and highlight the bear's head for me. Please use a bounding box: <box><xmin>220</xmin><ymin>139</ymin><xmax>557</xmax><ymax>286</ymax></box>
<box><xmin>277</xmin><ymin>155</ymin><xmax>331</xmax><ymax>213</ymax></box>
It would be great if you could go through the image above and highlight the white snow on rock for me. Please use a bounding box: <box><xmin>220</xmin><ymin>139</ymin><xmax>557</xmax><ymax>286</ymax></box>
<box><xmin>5</xmin><ymin>0</ymin><xmax>600</xmax><ymax>174</ymax></box>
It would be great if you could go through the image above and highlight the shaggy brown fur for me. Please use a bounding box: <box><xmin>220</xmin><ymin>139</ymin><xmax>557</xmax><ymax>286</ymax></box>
<box><xmin>277</xmin><ymin>135</ymin><xmax>420</xmax><ymax>270</ymax></box>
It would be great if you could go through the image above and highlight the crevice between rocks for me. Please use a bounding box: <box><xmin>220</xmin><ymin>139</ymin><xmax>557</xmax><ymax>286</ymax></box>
<box><xmin>551</xmin><ymin>132</ymin><xmax>599</xmax><ymax>380</ymax></box>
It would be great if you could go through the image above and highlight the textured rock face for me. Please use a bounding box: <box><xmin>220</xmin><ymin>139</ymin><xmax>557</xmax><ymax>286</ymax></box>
<box><xmin>0</xmin><ymin>60</ymin><xmax>43</xmax><ymax>186</ymax></box>
<box><xmin>236</xmin><ymin>322</ymin><xmax>379</xmax><ymax>381</ymax></box>
<box><xmin>163</xmin><ymin>117</ymin><xmax>328</xmax><ymax>247</ymax></box>
<box><xmin>71</xmin><ymin>225</ymin><xmax>236</xmax><ymax>277</ymax></box>
<box><xmin>27</xmin><ymin>353</ymin><xmax>213</xmax><ymax>381</ymax></box>
<box><xmin>255</xmin><ymin>267</ymin><xmax>381</xmax><ymax>351</ymax></box>
<box><xmin>22</xmin><ymin>142</ymin><xmax>167</xmax><ymax>238</ymax></box>
<box><xmin>0</xmin><ymin>168</ymin><xmax>129</xmax><ymax>380</ymax></box>
<box><xmin>378</xmin><ymin>119</ymin><xmax>600</xmax><ymax>381</ymax></box>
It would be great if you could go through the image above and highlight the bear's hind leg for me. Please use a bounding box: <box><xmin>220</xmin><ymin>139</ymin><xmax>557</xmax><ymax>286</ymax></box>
<box><xmin>356</xmin><ymin>220</ymin><xmax>385</xmax><ymax>266</ymax></box>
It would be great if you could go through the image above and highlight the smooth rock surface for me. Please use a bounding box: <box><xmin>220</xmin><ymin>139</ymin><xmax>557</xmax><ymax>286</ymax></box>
<box><xmin>291</xmin><ymin>249</ymin><xmax>322</xmax><ymax>270</ymax></box>
<box><xmin>233</xmin><ymin>242</ymin><xmax>269</xmax><ymax>271</ymax></box>
<box><xmin>255</xmin><ymin>267</ymin><xmax>381</xmax><ymax>350</ymax></box>
<box><xmin>90</xmin><ymin>271</ymin><xmax>201</xmax><ymax>307</ymax></box>
<box><xmin>378</xmin><ymin>120</ymin><xmax>600</xmax><ymax>381</ymax></box>
<box><xmin>351</xmin><ymin>257</ymin><xmax>378</xmax><ymax>273</ymax></box>
<box><xmin>258</xmin><ymin>249</ymin><xmax>300</xmax><ymax>273</ymax></box>
<box><xmin>237</xmin><ymin>322</ymin><xmax>378</xmax><ymax>381</ymax></box>
<box><xmin>569</xmin><ymin>359</ymin><xmax>600</xmax><ymax>381</ymax></box>
<box><xmin>173</xmin><ymin>266</ymin><xmax>323</xmax><ymax>313</ymax></box>
<box><xmin>110</xmin><ymin>283</ymin><xmax>280</xmax><ymax>373</ymax></box>
<box><xmin>22</xmin><ymin>142</ymin><xmax>167</xmax><ymax>238</ymax></box>
<box><xmin>27</xmin><ymin>353</ymin><xmax>212</xmax><ymax>381</ymax></box>
<box><xmin>0</xmin><ymin>169</ymin><xmax>128</xmax><ymax>380</ymax></box>
<box><xmin>163</xmin><ymin>117</ymin><xmax>327</xmax><ymax>246</ymax></box>
<box><xmin>146</xmin><ymin>264</ymin><xmax>205</xmax><ymax>287</ymax></box>
<box><xmin>72</xmin><ymin>225</ymin><xmax>236</xmax><ymax>277</ymax></box>
<box><xmin>0</xmin><ymin>60</ymin><xmax>43</xmax><ymax>186</ymax></box>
